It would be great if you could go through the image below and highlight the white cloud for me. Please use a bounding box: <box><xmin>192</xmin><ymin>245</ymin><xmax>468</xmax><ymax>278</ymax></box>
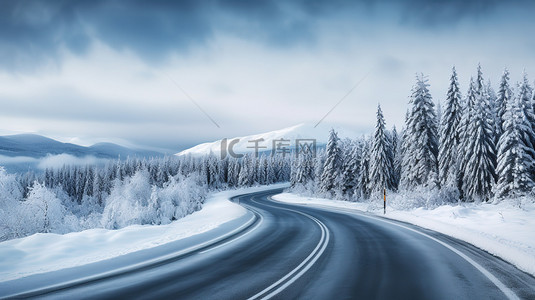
<box><xmin>37</xmin><ymin>154</ymin><xmax>107</xmax><ymax>170</ymax></box>
<box><xmin>0</xmin><ymin>155</ymin><xmax>38</xmax><ymax>164</ymax></box>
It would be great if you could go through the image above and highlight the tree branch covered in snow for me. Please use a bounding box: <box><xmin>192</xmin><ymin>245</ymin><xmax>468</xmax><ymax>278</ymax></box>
<box><xmin>289</xmin><ymin>66</ymin><xmax>535</xmax><ymax>207</ymax></box>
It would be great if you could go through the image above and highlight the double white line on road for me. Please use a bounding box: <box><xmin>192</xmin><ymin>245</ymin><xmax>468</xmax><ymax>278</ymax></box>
<box><xmin>247</xmin><ymin>199</ymin><xmax>331</xmax><ymax>300</ymax></box>
<box><xmin>298</xmin><ymin>203</ymin><xmax>520</xmax><ymax>300</ymax></box>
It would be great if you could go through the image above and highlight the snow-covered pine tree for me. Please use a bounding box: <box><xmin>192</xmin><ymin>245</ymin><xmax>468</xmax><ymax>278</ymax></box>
<box><xmin>470</xmin><ymin>65</ymin><xmax>495</xmax><ymax>143</ymax></box>
<box><xmin>462</xmin><ymin>76</ymin><xmax>497</xmax><ymax>202</ymax></box>
<box><xmin>486</xmin><ymin>80</ymin><xmax>499</xmax><ymax>143</ymax></box>
<box><xmin>218</xmin><ymin>157</ymin><xmax>229</xmax><ymax>185</ymax></box>
<box><xmin>304</xmin><ymin>151</ymin><xmax>316</xmax><ymax>185</ymax></box>
<box><xmin>458</xmin><ymin>77</ymin><xmax>480</xmax><ymax>197</ymax></box>
<box><xmin>436</xmin><ymin>100</ymin><xmax>443</xmax><ymax>128</ymax></box>
<box><xmin>438</xmin><ymin>67</ymin><xmax>463</xmax><ymax>187</ymax></box>
<box><xmin>517</xmin><ymin>73</ymin><xmax>535</xmax><ymax>156</ymax></box>
<box><xmin>266</xmin><ymin>156</ymin><xmax>276</xmax><ymax>184</ymax></box>
<box><xmin>290</xmin><ymin>155</ymin><xmax>299</xmax><ymax>186</ymax></box>
<box><xmin>83</xmin><ymin>166</ymin><xmax>94</xmax><ymax>197</ymax></box>
<box><xmin>356</xmin><ymin>138</ymin><xmax>371</xmax><ymax>199</ymax></box>
<box><xmin>238</xmin><ymin>154</ymin><xmax>253</xmax><ymax>187</ymax></box>
<box><xmin>476</xmin><ymin>66</ymin><xmax>496</xmax><ymax>142</ymax></box>
<box><xmin>391</xmin><ymin>126</ymin><xmax>398</xmax><ymax>157</ymax></box>
<box><xmin>495</xmin><ymin>93</ymin><xmax>535</xmax><ymax>198</ymax></box>
<box><xmin>369</xmin><ymin>105</ymin><xmax>395</xmax><ymax>194</ymax></box>
<box><xmin>320</xmin><ymin>129</ymin><xmax>342</xmax><ymax>194</ymax></box>
<box><xmin>92</xmin><ymin>171</ymin><xmax>104</xmax><ymax>205</ymax></box>
<box><xmin>276</xmin><ymin>154</ymin><xmax>291</xmax><ymax>182</ymax></box>
<box><xmin>400</xmin><ymin>75</ymin><xmax>439</xmax><ymax>190</ymax></box>
<box><xmin>257</xmin><ymin>154</ymin><xmax>268</xmax><ymax>185</ymax></box>
<box><xmin>496</xmin><ymin>69</ymin><xmax>513</xmax><ymax>141</ymax></box>
<box><xmin>341</xmin><ymin>140</ymin><xmax>361</xmax><ymax>196</ymax></box>
<box><xmin>533</xmin><ymin>77</ymin><xmax>535</xmax><ymax>115</ymax></box>
<box><xmin>227</xmin><ymin>158</ymin><xmax>238</xmax><ymax>187</ymax></box>
<box><xmin>291</xmin><ymin>151</ymin><xmax>315</xmax><ymax>188</ymax></box>
<box><xmin>313</xmin><ymin>149</ymin><xmax>325</xmax><ymax>193</ymax></box>
<box><xmin>391</xmin><ymin>127</ymin><xmax>401</xmax><ymax>189</ymax></box>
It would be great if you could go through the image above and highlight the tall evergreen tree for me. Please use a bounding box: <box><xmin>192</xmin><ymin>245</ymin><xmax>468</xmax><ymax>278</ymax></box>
<box><xmin>356</xmin><ymin>138</ymin><xmax>371</xmax><ymax>199</ymax></box>
<box><xmin>238</xmin><ymin>154</ymin><xmax>253</xmax><ymax>186</ymax></box>
<box><xmin>391</xmin><ymin>127</ymin><xmax>401</xmax><ymax>189</ymax></box>
<box><xmin>291</xmin><ymin>153</ymin><xmax>313</xmax><ymax>187</ymax></box>
<box><xmin>257</xmin><ymin>154</ymin><xmax>268</xmax><ymax>184</ymax></box>
<box><xmin>400</xmin><ymin>75</ymin><xmax>439</xmax><ymax>190</ymax></box>
<box><xmin>313</xmin><ymin>150</ymin><xmax>325</xmax><ymax>193</ymax></box>
<box><xmin>436</xmin><ymin>100</ymin><xmax>443</xmax><ymax>128</ymax></box>
<box><xmin>496</xmin><ymin>94</ymin><xmax>535</xmax><ymax>198</ymax></box>
<box><xmin>496</xmin><ymin>69</ymin><xmax>513</xmax><ymax>139</ymax></box>
<box><xmin>517</xmin><ymin>73</ymin><xmax>535</xmax><ymax>155</ymax></box>
<box><xmin>227</xmin><ymin>159</ymin><xmax>239</xmax><ymax>187</ymax></box>
<box><xmin>459</xmin><ymin>78</ymin><xmax>478</xmax><ymax>169</ymax></box>
<box><xmin>438</xmin><ymin>67</ymin><xmax>463</xmax><ymax>187</ymax></box>
<box><xmin>320</xmin><ymin>129</ymin><xmax>342</xmax><ymax>194</ymax></box>
<box><xmin>369</xmin><ymin>105</ymin><xmax>395</xmax><ymax>193</ymax></box>
<box><xmin>462</xmin><ymin>76</ymin><xmax>497</xmax><ymax>202</ymax></box>
<box><xmin>340</xmin><ymin>141</ymin><xmax>360</xmax><ymax>195</ymax></box>
<box><xmin>486</xmin><ymin>80</ymin><xmax>499</xmax><ymax>142</ymax></box>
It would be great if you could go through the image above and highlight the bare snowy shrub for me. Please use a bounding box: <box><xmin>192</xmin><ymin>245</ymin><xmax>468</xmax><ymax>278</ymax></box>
<box><xmin>156</xmin><ymin>174</ymin><xmax>205</xmax><ymax>223</ymax></box>
<box><xmin>101</xmin><ymin>171</ymin><xmax>206</xmax><ymax>229</ymax></box>
<box><xmin>288</xmin><ymin>181</ymin><xmax>317</xmax><ymax>198</ymax></box>
<box><xmin>21</xmin><ymin>182</ymin><xmax>67</xmax><ymax>234</ymax></box>
<box><xmin>101</xmin><ymin>170</ymin><xmax>153</xmax><ymax>229</ymax></box>
<box><xmin>0</xmin><ymin>167</ymin><xmax>24</xmax><ymax>240</ymax></box>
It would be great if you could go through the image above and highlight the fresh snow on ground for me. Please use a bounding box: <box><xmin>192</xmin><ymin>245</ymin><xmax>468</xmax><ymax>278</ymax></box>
<box><xmin>0</xmin><ymin>184</ymin><xmax>287</xmax><ymax>282</ymax></box>
<box><xmin>273</xmin><ymin>192</ymin><xmax>535</xmax><ymax>277</ymax></box>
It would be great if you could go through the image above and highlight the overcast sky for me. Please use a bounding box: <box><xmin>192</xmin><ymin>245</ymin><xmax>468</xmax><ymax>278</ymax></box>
<box><xmin>1</xmin><ymin>0</ymin><xmax>534</xmax><ymax>152</ymax></box>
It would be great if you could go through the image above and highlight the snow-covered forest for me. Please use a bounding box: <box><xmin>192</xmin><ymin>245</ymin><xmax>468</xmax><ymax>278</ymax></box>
<box><xmin>1</xmin><ymin>65</ymin><xmax>533</xmax><ymax>241</ymax></box>
<box><xmin>0</xmin><ymin>154</ymin><xmax>291</xmax><ymax>241</ymax></box>
<box><xmin>290</xmin><ymin>66</ymin><xmax>535</xmax><ymax>207</ymax></box>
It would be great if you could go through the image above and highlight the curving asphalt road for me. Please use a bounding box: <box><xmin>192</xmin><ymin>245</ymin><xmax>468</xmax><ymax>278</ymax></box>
<box><xmin>2</xmin><ymin>188</ymin><xmax>535</xmax><ymax>299</ymax></box>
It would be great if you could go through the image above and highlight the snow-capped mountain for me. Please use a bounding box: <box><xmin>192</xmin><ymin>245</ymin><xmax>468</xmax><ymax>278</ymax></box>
<box><xmin>176</xmin><ymin>123</ymin><xmax>357</xmax><ymax>157</ymax></box>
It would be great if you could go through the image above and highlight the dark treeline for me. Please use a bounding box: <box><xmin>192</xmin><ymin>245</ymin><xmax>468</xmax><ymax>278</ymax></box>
<box><xmin>0</xmin><ymin>154</ymin><xmax>291</xmax><ymax>240</ymax></box>
<box><xmin>24</xmin><ymin>154</ymin><xmax>290</xmax><ymax>204</ymax></box>
<box><xmin>290</xmin><ymin>66</ymin><xmax>535</xmax><ymax>204</ymax></box>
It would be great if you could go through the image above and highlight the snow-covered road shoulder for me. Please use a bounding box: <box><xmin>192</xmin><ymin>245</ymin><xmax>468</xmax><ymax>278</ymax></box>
<box><xmin>272</xmin><ymin>193</ymin><xmax>535</xmax><ymax>277</ymax></box>
<box><xmin>0</xmin><ymin>184</ymin><xmax>288</xmax><ymax>282</ymax></box>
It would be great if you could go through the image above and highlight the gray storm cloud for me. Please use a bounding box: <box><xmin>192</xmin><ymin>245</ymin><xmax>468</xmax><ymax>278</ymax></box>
<box><xmin>2</xmin><ymin>0</ymin><xmax>529</xmax><ymax>71</ymax></box>
<box><xmin>0</xmin><ymin>0</ymin><xmax>534</xmax><ymax>151</ymax></box>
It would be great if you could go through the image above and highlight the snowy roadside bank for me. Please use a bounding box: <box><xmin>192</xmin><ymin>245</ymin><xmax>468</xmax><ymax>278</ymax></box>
<box><xmin>0</xmin><ymin>184</ymin><xmax>288</xmax><ymax>282</ymax></box>
<box><xmin>272</xmin><ymin>193</ymin><xmax>535</xmax><ymax>277</ymax></box>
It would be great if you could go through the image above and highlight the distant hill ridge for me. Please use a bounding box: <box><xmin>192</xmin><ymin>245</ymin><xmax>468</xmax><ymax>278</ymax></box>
<box><xmin>0</xmin><ymin>134</ymin><xmax>163</xmax><ymax>159</ymax></box>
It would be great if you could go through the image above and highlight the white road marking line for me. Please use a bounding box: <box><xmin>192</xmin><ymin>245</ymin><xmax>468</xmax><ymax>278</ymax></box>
<box><xmin>290</xmin><ymin>203</ymin><xmax>520</xmax><ymax>300</ymax></box>
<box><xmin>247</xmin><ymin>199</ymin><xmax>330</xmax><ymax>300</ymax></box>
<box><xmin>364</xmin><ymin>215</ymin><xmax>519</xmax><ymax>300</ymax></box>
<box><xmin>199</xmin><ymin>207</ymin><xmax>264</xmax><ymax>254</ymax></box>
<box><xmin>200</xmin><ymin>193</ymin><xmax>274</xmax><ymax>254</ymax></box>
